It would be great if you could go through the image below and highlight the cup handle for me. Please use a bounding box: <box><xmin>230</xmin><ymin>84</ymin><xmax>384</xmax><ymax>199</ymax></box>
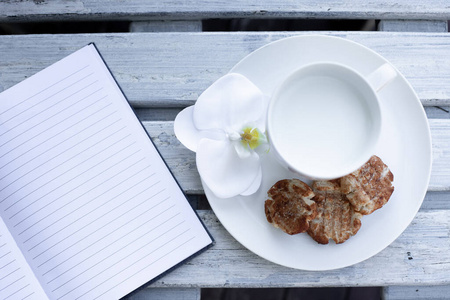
<box><xmin>366</xmin><ymin>63</ymin><xmax>397</xmax><ymax>92</ymax></box>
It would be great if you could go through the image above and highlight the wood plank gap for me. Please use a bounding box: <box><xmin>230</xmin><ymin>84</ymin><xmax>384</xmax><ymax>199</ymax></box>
<box><xmin>130</xmin><ymin>21</ymin><xmax>202</xmax><ymax>32</ymax></box>
<box><xmin>2</xmin><ymin>1</ymin><xmax>450</xmax><ymax>22</ymax></box>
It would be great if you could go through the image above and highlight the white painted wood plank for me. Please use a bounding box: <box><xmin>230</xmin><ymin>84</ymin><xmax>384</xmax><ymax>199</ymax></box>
<box><xmin>141</xmin><ymin>119</ymin><xmax>450</xmax><ymax>193</ymax></box>
<box><xmin>429</xmin><ymin>119</ymin><xmax>450</xmax><ymax>191</ymax></box>
<box><xmin>143</xmin><ymin>121</ymin><xmax>200</xmax><ymax>194</ymax></box>
<box><xmin>148</xmin><ymin>210</ymin><xmax>450</xmax><ymax>288</ymax></box>
<box><xmin>379</xmin><ymin>20</ymin><xmax>449</xmax><ymax>32</ymax></box>
<box><xmin>0</xmin><ymin>32</ymin><xmax>450</xmax><ymax>106</ymax></box>
<box><xmin>1</xmin><ymin>0</ymin><xmax>450</xmax><ymax>22</ymax></box>
<box><xmin>130</xmin><ymin>21</ymin><xmax>202</xmax><ymax>32</ymax></box>
<box><xmin>123</xmin><ymin>288</ymin><xmax>200</xmax><ymax>300</ymax></box>
<box><xmin>383</xmin><ymin>285</ymin><xmax>450</xmax><ymax>300</ymax></box>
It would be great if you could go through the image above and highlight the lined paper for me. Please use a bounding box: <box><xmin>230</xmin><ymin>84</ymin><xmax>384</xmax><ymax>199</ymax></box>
<box><xmin>0</xmin><ymin>218</ymin><xmax>48</xmax><ymax>300</ymax></box>
<box><xmin>0</xmin><ymin>45</ymin><xmax>212</xmax><ymax>300</ymax></box>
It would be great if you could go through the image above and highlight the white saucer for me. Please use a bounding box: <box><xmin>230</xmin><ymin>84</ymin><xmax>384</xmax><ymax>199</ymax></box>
<box><xmin>203</xmin><ymin>35</ymin><xmax>432</xmax><ymax>270</ymax></box>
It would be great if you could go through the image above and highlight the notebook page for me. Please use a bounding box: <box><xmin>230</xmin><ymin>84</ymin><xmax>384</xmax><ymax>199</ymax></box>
<box><xmin>0</xmin><ymin>44</ymin><xmax>212</xmax><ymax>300</ymax></box>
<box><xmin>0</xmin><ymin>217</ymin><xmax>48</xmax><ymax>300</ymax></box>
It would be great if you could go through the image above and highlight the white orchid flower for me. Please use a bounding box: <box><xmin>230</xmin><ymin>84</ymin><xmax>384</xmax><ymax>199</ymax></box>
<box><xmin>174</xmin><ymin>73</ymin><xmax>269</xmax><ymax>198</ymax></box>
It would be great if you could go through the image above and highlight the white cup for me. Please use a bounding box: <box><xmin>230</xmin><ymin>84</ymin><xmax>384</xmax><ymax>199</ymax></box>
<box><xmin>267</xmin><ymin>61</ymin><xmax>397</xmax><ymax>180</ymax></box>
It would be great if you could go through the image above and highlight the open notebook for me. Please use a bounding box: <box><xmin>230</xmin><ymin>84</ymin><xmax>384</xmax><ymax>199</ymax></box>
<box><xmin>0</xmin><ymin>44</ymin><xmax>213</xmax><ymax>300</ymax></box>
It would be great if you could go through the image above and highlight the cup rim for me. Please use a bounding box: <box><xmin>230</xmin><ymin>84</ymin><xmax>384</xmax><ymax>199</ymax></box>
<box><xmin>266</xmin><ymin>61</ymin><xmax>383</xmax><ymax>180</ymax></box>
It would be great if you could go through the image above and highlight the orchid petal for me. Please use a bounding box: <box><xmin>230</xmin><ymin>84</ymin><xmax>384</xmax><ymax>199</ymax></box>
<box><xmin>194</xmin><ymin>73</ymin><xmax>266</xmax><ymax>133</ymax></box>
<box><xmin>231</xmin><ymin>140</ymin><xmax>252</xmax><ymax>159</ymax></box>
<box><xmin>240</xmin><ymin>167</ymin><xmax>262</xmax><ymax>196</ymax></box>
<box><xmin>196</xmin><ymin>138</ymin><xmax>261</xmax><ymax>198</ymax></box>
<box><xmin>174</xmin><ymin>106</ymin><xmax>226</xmax><ymax>152</ymax></box>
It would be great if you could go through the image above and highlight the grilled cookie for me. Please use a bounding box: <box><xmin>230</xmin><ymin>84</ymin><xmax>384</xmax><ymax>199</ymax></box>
<box><xmin>340</xmin><ymin>155</ymin><xmax>394</xmax><ymax>215</ymax></box>
<box><xmin>307</xmin><ymin>180</ymin><xmax>362</xmax><ymax>244</ymax></box>
<box><xmin>265</xmin><ymin>179</ymin><xmax>317</xmax><ymax>235</ymax></box>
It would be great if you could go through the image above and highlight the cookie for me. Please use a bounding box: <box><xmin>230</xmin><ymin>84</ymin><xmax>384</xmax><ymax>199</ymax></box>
<box><xmin>340</xmin><ymin>155</ymin><xmax>394</xmax><ymax>215</ymax></box>
<box><xmin>307</xmin><ymin>180</ymin><xmax>362</xmax><ymax>244</ymax></box>
<box><xmin>265</xmin><ymin>179</ymin><xmax>317</xmax><ymax>235</ymax></box>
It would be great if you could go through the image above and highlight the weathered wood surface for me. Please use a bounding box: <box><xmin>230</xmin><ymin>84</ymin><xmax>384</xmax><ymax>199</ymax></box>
<box><xmin>378</xmin><ymin>20</ymin><xmax>449</xmax><ymax>32</ymax></box>
<box><xmin>428</xmin><ymin>119</ymin><xmax>450</xmax><ymax>191</ymax></box>
<box><xmin>140</xmin><ymin>119</ymin><xmax>449</xmax><ymax>194</ymax></box>
<box><xmin>1</xmin><ymin>0</ymin><xmax>450</xmax><ymax>22</ymax></box>
<box><xmin>1</xmin><ymin>32</ymin><xmax>450</xmax><ymax>107</ymax></box>
<box><xmin>383</xmin><ymin>285</ymin><xmax>450</xmax><ymax>300</ymax></box>
<box><xmin>1</xmin><ymin>9</ymin><xmax>449</xmax><ymax>293</ymax></box>
<box><xmin>123</xmin><ymin>288</ymin><xmax>200</xmax><ymax>300</ymax></box>
<box><xmin>145</xmin><ymin>210</ymin><xmax>450</xmax><ymax>288</ymax></box>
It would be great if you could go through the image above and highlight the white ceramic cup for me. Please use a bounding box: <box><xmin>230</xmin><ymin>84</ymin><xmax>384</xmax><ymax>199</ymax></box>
<box><xmin>267</xmin><ymin>61</ymin><xmax>397</xmax><ymax>180</ymax></box>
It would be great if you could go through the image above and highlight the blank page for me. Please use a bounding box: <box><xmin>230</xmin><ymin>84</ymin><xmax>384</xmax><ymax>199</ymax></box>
<box><xmin>0</xmin><ymin>44</ymin><xmax>212</xmax><ymax>300</ymax></box>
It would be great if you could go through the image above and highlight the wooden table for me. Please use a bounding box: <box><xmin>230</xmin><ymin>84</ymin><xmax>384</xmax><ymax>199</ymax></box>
<box><xmin>1</xmin><ymin>1</ymin><xmax>449</xmax><ymax>299</ymax></box>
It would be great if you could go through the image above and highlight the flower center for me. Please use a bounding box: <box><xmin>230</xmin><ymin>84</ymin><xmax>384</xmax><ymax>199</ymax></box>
<box><xmin>240</xmin><ymin>127</ymin><xmax>263</xmax><ymax>150</ymax></box>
